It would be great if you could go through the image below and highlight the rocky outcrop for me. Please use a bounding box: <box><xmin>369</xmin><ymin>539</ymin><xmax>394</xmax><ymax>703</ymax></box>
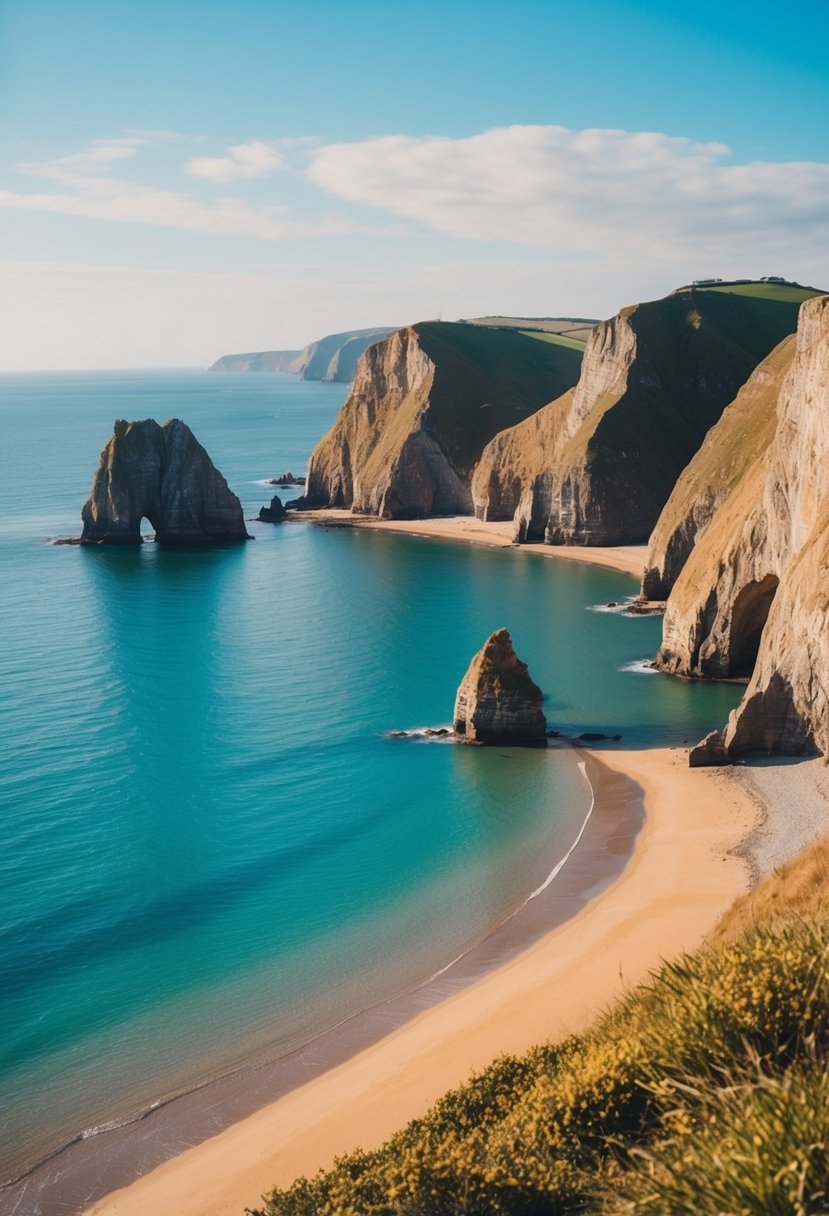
<box><xmin>302</xmin><ymin>322</ymin><xmax>583</xmax><ymax>518</ymax></box>
<box><xmin>81</xmin><ymin>419</ymin><xmax>250</xmax><ymax>546</ymax></box>
<box><xmin>209</xmin><ymin>350</ymin><xmax>301</xmax><ymax>373</ymax></box>
<box><xmin>258</xmin><ymin>495</ymin><xmax>287</xmax><ymax>522</ymax></box>
<box><xmin>289</xmin><ymin>327</ymin><xmax>397</xmax><ymax>382</ymax></box>
<box><xmin>472</xmin><ymin>284</ymin><xmax>815</xmax><ymax>545</ymax></box>
<box><xmin>641</xmin><ymin>336</ymin><xmax>795</xmax><ymax>600</ymax></box>
<box><xmin>453</xmin><ymin>629</ymin><xmax>547</xmax><ymax>747</ymax></box>
<box><xmin>656</xmin><ymin>294</ymin><xmax>829</xmax><ymax>756</ymax></box>
<box><xmin>688</xmin><ymin>730</ymin><xmax>729</xmax><ymax>767</ymax></box>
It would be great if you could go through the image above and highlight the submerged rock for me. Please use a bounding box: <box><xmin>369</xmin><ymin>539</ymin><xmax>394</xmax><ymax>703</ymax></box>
<box><xmin>80</xmin><ymin>418</ymin><xmax>250</xmax><ymax>546</ymax></box>
<box><xmin>453</xmin><ymin>629</ymin><xmax>547</xmax><ymax>747</ymax></box>
<box><xmin>258</xmin><ymin>495</ymin><xmax>287</xmax><ymax>522</ymax></box>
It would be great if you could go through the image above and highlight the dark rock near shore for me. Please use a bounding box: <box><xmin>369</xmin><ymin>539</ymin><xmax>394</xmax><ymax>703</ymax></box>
<box><xmin>689</xmin><ymin>730</ymin><xmax>730</xmax><ymax>767</ymax></box>
<box><xmin>453</xmin><ymin>628</ymin><xmax>547</xmax><ymax>747</ymax></box>
<box><xmin>258</xmin><ymin>495</ymin><xmax>287</xmax><ymax>523</ymax></box>
<box><xmin>80</xmin><ymin>419</ymin><xmax>250</xmax><ymax>546</ymax></box>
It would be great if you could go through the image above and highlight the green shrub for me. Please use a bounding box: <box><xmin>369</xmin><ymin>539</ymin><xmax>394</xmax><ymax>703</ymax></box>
<box><xmin>250</xmin><ymin>915</ymin><xmax>829</xmax><ymax>1216</ymax></box>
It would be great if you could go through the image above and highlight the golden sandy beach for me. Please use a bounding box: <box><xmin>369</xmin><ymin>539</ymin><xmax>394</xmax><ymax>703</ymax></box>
<box><xmin>86</xmin><ymin>518</ymin><xmax>760</xmax><ymax>1216</ymax></box>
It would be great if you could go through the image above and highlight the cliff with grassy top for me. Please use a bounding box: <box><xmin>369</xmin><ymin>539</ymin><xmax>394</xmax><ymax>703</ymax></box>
<box><xmin>657</xmin><ymin>294</ymin><xmax>829</xmax><ymax>758</ymax></box>
<box><xmin>302</xmin><ymin>321</ymin><xmax>583</xmax><ymax>518</ymax></box>
<box><xmin>472</xmin><ymin>282</ymin><xmax>817</xmax><ymax>546</ymax></box>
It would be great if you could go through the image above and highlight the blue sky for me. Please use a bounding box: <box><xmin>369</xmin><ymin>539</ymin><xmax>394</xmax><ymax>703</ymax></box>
<box><xmin>2</xmin><ymin>0</ymin><xmax>828</xmax><ymax>368</ymax></box>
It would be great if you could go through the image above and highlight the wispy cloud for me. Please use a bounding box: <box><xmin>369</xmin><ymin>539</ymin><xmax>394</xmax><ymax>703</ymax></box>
<box><xmin>186</xmin><ymin>140</ymin><xmax>285</xmax><ymax>183</ymax></box>
<box><xmin>0</xmin><ymin>135</ymin><xmax>361</xmax><ymax>239</ymax></box>
<box><xmin>306</xmin><ymin>124</ymin><xmax>829</xmax><ymax>262</ymax></box>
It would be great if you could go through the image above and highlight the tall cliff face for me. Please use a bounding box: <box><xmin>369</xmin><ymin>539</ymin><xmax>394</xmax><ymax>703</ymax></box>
<box><xmin>304</xmin><ymin>322</ymin><xmax>583</xmax><ymax>519</ymax></box>
<box><xmin>209</xmin><ymin>350</ymin><xmax>301</xmax><ymax>373</ymax></box>
<box><xmin>656</xmin><ymin>294</ymin><xmax>829</xmax><ymax>756</ymax></box>
<box><xmin>472</xmin><ymin>285</ymin><xmax>813</xmax><ymax>546</ymax></box>
<box><xmin>289</xmin><ymin>327</ymin><xmax>397</xmax><ymax>382</ymax></box>
<box><xmin>641</xmin><ymin>336</ymin><xmax>795</xmax><ymax>599</ymax></box>
<box><xmin>81</xmin><ymin>419</ymin><xmax>250</xmax><ymax>546</ymax></box>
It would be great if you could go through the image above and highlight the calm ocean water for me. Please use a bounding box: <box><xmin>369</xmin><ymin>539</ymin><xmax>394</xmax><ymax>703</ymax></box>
<box><xmin>0</xmin><ymin>370</ymin><xmax>741</xmax><ymax>1184</ymax></box>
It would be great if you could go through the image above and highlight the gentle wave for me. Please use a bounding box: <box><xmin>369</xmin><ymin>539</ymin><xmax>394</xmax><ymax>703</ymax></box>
<box><xmin>425</xmin><ymin>760</ymin><xmax>595</xmax><ymax>984</ymax></box>
<box><xmin>384</xmin><ymin>725</ymin><xmax>456</xmax><ymax>744</ymax></box>
<box><xmin>586</xmin><ymin>597</ymin><xmax>639</xmax><ymax>614</ymax></box>
<box><xmin>618</xmin><ymin>659</ymin><xmax>660</xmax><ymax>675</ymax></box>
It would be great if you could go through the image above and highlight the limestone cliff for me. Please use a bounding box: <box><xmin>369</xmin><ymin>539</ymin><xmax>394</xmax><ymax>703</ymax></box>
<box><xmin>656</xmin><ymin>294</ymin><xmax>829</xmax><ymax>756</ymax></box>
<box><xmin>302</xmin><ymin>322</ymin><xmax>583</xmax><ymax>518</ymax></box>
<box><xmin>472</xmin><ymin>284</ymin><xmax>815</xmax><ymax>545</ymax></box>
<box><xmin>641</xmin><ymin>336</ymin><xmax>795</xmax><ymax>599</ymax></box>
<box><xmin>453</xmin><ymin>628</ymin><xmax>547</xmax><ymax>747</ymax></box>
<box><xmin>81</xmin><ymin>419</ymin><xmax>250</xmax><ymax>546</ymax></box>
<box><xmin>289</xmin><ymin>327</ymin><xmax>397</xmax><ymax>382</ymax></box>
<box><xmin>209</xmin><ymin>350</ymin><xmax>301</xmax><ymax>373</ymax></box>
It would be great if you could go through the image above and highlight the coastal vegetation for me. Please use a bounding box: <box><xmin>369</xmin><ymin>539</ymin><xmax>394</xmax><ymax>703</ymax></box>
<box><xmin>252</xmin><ymin>837</ymin><xmax>829</xmax><ymax>1216</ymax></box>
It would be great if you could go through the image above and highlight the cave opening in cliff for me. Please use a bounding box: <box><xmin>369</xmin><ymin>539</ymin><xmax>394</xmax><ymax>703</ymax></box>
<box><xmin>727</xmin><ymin>575</ymin><xmax>780</xmax><ymax>677</ymax></box>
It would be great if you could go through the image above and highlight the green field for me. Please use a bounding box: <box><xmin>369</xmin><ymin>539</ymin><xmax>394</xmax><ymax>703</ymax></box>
<box><xmin>697</xmin><ymin>280</ymin><xmax>825</xmax><ymax>304</ymax></box>
<box><xmin>519</xmin><ymin>329</ymin><xmax>587</xmax><ymax>350</ymax></box>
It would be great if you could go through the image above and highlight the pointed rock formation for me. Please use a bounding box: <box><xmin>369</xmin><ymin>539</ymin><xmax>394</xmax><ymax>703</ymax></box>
<box><xmin>472</xmin><ymin>282</ymin><xmax>819</xmax><ymax>545</ymax></box>
<box><xmin>302</xmin><ymin>321</ymin><xmax>582</xmax><ymax>519</ymax></box>
<box><xmin>453</xmin><ymin>629</ymin><xmax>547</xmax><ymax>747</ymax></box>
<box><xmin>80</xmin><ymin>419</ymin><xmax>250</xmax><ymax>546</ymax></box>
<box><xmin>655</xmin><ymin>293</ymin><xmax>829</xmax><ymax>757</ymax></box>
<box><xmin>258</xmin><ymin>495</ymin><xmax>287</xmax><ymax>522</ymax></box>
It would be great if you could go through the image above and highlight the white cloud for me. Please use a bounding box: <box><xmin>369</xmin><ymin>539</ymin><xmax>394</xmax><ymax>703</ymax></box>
<box><xmin>0</xmin><ymin>136</ymin><xmax>360</xmax><ymax>240</ymax></box>
<box><xmin>306</xmin><ymin>124</ymin><xmax>829</xmax><ymax>263</ymax></box>
<box><xmin>186</xmin><ymin>140</ymin><xmax>285</xmax><ymax>183</ymax></box>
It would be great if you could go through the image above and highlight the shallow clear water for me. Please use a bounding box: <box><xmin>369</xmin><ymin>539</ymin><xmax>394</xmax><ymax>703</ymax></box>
<box><xmin>0</xmin><ymin>371</ymin><xmax>741</xmax><ymax>1182</ymax></box>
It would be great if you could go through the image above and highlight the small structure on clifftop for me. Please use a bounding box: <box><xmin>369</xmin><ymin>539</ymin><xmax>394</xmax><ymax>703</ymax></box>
<box><xmin>453</xmin><ymin>628</ymin><xmax>547</xmax><ymax>747</ymax></box>
<box><xmin>81</xmin><ymin>418</ymin><xmax>250</xmax><ymax>546</ymax></box>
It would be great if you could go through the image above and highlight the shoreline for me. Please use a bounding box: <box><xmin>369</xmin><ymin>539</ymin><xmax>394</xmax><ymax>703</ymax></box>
<box><xmin>78</xmin><ymin>745</ymin><xmax>759</xmax><ymax>1216</ymax></box>
<box><xmin>9</xmin><ymin>516</ymin><xmax>777</xmax><ymax>1216</ymax></box>
<box><xmin>5</xmin><ymin>749</ymin><xmax>638</xmax><ymax>1216</ymax></box>
<box><xmin>298</xmin><ymin>509</ymin><xmax>648</xmax><ymax>578</ymax></box>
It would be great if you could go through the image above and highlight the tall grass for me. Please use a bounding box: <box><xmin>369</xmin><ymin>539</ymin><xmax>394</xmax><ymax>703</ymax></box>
<box><xmin>251</xmin><ymin>858</ymin><xmax>829</xmax><ymax>1216</ymax></box>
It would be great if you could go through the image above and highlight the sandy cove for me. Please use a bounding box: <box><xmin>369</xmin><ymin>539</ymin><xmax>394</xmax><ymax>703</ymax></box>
<box><xmin>302</xmin><ymin>509</ymin><xmax>647</xmax><ymax>578</ymax></box>
<box><xmin>84</xmin><ymin>517</ymin><xmax>772</xmax><ymax>1216</ymax></box>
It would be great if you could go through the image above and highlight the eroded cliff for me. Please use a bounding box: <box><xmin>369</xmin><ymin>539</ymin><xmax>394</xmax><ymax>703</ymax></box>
<box><xmin>472</xmin><ymin>284</ymin><xmax>815</xmax><ymax>545</ymax></box>
<box><xmin>656</xmin><ymin>294</ymin><xmax>829</xmax><ymax>756</ymax></box>
<box><xmin>641</xmin><ymin>335</ymin><xmax>795</xmax><ymax>599</ymax></box>
<box><xmin>81</xmin><ymin>418</ymin><xmax>250</xmax><ymax>546</ymax></box>
<box><xmin>303</xmin><ymin>322</ymin><xmax>583</xmax><ymax>518</ymax></box>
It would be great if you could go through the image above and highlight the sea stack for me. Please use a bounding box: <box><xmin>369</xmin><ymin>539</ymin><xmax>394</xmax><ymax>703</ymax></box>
<box><xmin>258</xmin><ymin>495</ymin><xmax>287</xmax><ymax>522</ymax></box>
<box><xmin>453</xmin><ymin>628</ymin><xmax>547</xmax><ymax>747</ymax></box>
<box><xmin>81</xmin><ymin>418</ymin><xmax>250</xmax><ymax>546</ymax></box>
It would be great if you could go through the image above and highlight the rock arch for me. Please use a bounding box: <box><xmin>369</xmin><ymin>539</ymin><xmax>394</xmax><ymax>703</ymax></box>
<box><xmin>81</xmin><ymin>419</ymin><xmax>250</xmax><ymax>546</ymax></box>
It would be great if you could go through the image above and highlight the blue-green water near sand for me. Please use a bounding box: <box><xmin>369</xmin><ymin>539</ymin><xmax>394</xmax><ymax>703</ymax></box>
<box><xmin>0</xmin><ymin>371</ymin><xmax>741</xmax><ymax>1185</ymax></box>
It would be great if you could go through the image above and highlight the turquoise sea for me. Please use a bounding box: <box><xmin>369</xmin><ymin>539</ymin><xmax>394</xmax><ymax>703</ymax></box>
<box><xmin>0</xmin><ymin>371</ymin><xmax>742</xmax><ymax>1192</ymax></box>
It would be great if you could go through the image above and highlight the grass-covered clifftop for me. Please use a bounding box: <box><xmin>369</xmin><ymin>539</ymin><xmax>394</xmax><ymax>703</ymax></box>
<box><xmin>253</xmin><ymin>836</ymin><xmax>829</xmax><ymax>1216</ymax></box>
<box><xmin>472</xmin><ymin>282</ymin><xmax>821</xmax><ymax>545</ymax></box>
<box><xmin>304</xmin><ymin>321</ymin><xmax>584</xmax><ymax>518</ymax></box>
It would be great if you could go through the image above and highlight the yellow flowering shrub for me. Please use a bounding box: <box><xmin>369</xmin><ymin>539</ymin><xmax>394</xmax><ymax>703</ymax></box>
<box><xmin>251</xmin><ymin>916</ymin><xmax>829</xmax><ymax>1216</ymax></box>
